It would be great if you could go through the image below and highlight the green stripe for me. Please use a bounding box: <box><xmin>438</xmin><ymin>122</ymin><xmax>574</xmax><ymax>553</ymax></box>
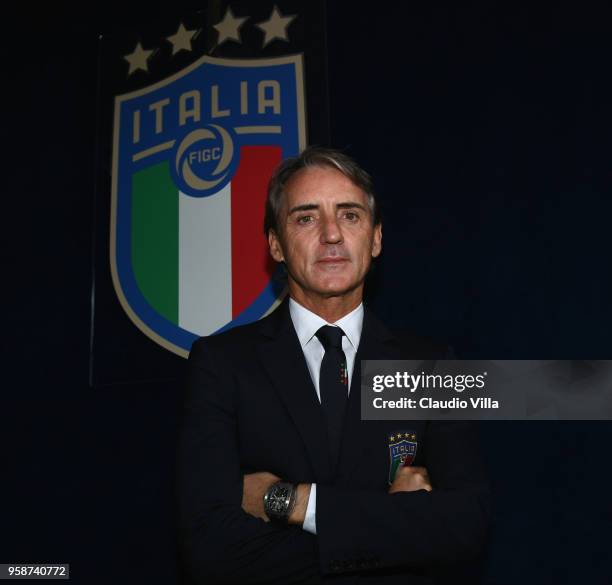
<box><xmin>131</xmin><ymin>161</ymin><xmax>178</xmax><ymax>324</ymax></box>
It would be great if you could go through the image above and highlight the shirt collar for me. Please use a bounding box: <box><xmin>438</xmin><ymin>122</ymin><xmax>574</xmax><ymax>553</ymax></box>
<box><xmin>289</xmin><ymin>298</ymin><xmax>364</xmax><ymax>351</ymax></box>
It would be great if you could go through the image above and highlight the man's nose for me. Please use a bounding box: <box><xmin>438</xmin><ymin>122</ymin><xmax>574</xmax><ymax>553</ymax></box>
<box><xmin>319</xmin><ymin>215</ymin><xmax>342</xmax><ymax>244</ymax></box>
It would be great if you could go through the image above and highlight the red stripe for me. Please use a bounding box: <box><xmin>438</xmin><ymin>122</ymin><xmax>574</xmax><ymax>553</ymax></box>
<box><xmin>231</xmin><ymin>146</ymin><xmax>282</xmax><ymax>317</ymax></box>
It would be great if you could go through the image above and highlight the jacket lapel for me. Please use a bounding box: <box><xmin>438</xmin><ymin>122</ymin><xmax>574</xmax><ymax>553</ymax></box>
<box><xmin>256</xmin><ymin>300</ymin><xmax>334</xmax><ymax>483</ymax></box>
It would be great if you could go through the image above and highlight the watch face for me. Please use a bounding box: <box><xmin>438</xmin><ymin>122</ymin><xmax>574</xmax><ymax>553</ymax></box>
<box><xmin>266</xmin><ymin>483</ymin><xmax>293</xmax><ymax>518</ymax></box>
<box><xmin>270</xmin><ymin>485</ymin><xmax>290</xmax><ymax>513</ymax></box>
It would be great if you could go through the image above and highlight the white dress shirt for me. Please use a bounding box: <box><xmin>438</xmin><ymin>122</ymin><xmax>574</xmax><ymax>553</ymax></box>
<box><xmin>288</xmin><ymin>298</ymin><xmax>364</xmax><ymax>535</ymax></box>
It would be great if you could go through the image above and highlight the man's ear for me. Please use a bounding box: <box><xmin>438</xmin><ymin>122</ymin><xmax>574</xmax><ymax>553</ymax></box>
<box><xmin>371</xmin><ymin>223</ymin><xmax>382</xmax><ymax>258</ymax></box>
<box><xmin>268</xmin><ymin>229</ymin><xmax>285</xmax><ymax>263</ymax></box>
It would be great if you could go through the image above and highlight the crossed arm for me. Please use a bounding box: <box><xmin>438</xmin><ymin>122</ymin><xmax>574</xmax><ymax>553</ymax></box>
<box><xmin>241</xmin><ymin>466</ymin><xmax>433</xmax><ymax>525</ymax></box>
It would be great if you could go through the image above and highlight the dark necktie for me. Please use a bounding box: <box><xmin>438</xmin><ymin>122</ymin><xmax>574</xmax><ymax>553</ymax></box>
<box><xmin>316</xmin><ymin>325</ymin><xmax>349</xmax><ymax>466</ymax></box>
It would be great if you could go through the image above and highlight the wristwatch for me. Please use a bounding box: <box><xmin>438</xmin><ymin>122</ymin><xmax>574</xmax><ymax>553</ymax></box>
<box><xmin>263</xmin><ymin>481</ymin><xmax>297</xmax><ymax>524</ymax></box>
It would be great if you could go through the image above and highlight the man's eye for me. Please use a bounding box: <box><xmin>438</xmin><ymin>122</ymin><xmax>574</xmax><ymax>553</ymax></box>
<box><xmin>343</xmin><ymin>211</ymin><xmax>359</xmax><ymax>221</ymax></box>
<box><xmin>297</xmin><ymin>215</ymin><xmax>313</xmax><ymax>224</ymax></box>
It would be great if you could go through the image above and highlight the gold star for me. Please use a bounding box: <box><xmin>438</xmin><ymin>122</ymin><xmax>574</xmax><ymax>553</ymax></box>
<box><xmin>214</xmin><ymin>6</ymin><xmax>248</xmax><ymax>45</ymax></box>
<box><xmin>390</xmin><ymin>435</ymin><xmax>395</xmax><ymax>442</ymax></box>
<box><xmin>124</xmin><ymin>42</ymin><xmax>154</xmax><ymax>75</ymax></box>
<box><xmin>167</xmin><ymin>22</ymin><xmax>198</xmax><ymax>55</ymax></box>
<box><xmin>256</xmin><ymin>5</ymin><xmax>297</xmax><ymax>47</ymax></box>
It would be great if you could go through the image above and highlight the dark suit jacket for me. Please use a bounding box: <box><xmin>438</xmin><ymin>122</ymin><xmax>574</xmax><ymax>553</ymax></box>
<box><xmin>178</xmin><ymin>300</ymin><xmax>490</xmax><ymax>585</ymax></box>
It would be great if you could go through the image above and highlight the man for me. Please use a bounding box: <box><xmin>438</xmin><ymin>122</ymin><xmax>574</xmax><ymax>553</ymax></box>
<box><xmin>178</xmin><ymin>147</ymin><xmax>490</xmax><ymax>584</ymax></box>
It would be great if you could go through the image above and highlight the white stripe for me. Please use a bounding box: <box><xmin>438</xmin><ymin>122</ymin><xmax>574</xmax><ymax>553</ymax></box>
<box><xmin>179</xmin><ymin>183</ymin><xmax>232</xmax><ymax>335</ymax></box>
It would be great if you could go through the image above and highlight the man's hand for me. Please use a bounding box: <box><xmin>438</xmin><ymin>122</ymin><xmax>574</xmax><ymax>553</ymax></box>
<box><xmin>242</xmin><ymin>472</ymin><xmax>311</xmax><ymax>526</ymax></box>
<box><xmin>242</xmin><ymin>472</ymin><xmax>281</xmax><ymax>521</ymax></box>
<box><xmin>388</xmin><ymin>466</ymin><xmax>432</xmax><ymax>494</ymax></box>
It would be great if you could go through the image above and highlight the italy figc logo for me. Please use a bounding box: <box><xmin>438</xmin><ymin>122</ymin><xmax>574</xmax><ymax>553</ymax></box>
<box><xmin>111</xmin><ymin>54</ymin><xmax>306</xmax><ymax>356</ymax></box>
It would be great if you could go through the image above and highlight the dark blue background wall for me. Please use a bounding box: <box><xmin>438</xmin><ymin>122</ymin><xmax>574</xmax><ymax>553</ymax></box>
<box><xmin>4</xmin><ymin>2</ymin><xmax>612</xmax><ymax>584</ymax></box>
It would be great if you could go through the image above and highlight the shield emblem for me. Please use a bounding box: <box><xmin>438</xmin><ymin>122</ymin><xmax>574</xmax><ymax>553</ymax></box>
<box><xmin>110</xmin><ymin>55</ymin><xmax>306</xmax><ymax>357</ymax></box>
<box><xmin>388</xmin><ymin>432</ymin><xmax>418</xmax><ymax>484</ymax></box>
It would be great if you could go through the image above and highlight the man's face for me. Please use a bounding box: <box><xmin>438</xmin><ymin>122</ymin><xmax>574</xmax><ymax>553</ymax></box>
<box><xmin>268</xmin><ymin>165</ymin><xmax>382</xmax><ymax>303</ymax></box>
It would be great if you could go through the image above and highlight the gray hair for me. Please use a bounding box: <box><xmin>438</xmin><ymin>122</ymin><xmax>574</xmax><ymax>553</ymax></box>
<box><xmin>264</xmin><ymin>146</ymin><xmax>381</xmax><ymax>236</ymax></box>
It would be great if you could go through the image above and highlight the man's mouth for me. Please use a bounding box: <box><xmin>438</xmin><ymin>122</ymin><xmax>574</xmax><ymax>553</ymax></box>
<box><xmin>317</xmin><ymin>257</ymin><xmax>349</xmax><ymax>263</ymax></box>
